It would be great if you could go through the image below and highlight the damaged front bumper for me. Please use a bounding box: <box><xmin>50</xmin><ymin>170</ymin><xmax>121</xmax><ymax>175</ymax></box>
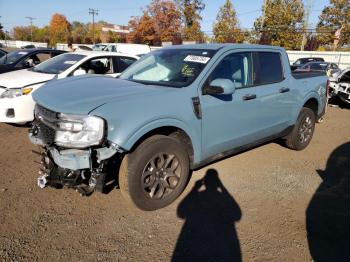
<box><xmin>28</xmin><ymin>116</ymin><xmax>124</xmax><ymax>196</ymax></box>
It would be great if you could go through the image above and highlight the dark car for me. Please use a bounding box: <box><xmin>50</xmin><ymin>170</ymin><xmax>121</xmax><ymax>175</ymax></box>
<box><xmin>291</xmin><ymin>57</ymin><xmax>325</xmax><ymax>71</ymax></box>
<box><xmin>0</xmin><ymin>48</ymin><xmax>66</xmax><ymax>74</ymax></box>
<box><xmin>0</xmin><ymin>48</ymin><xmax>7</xmax><ymax>59</ymax></box>
<box><xmin>295</xmin><ymin>62</ymin><xmax>341</xmax><ymax>76</ymax></box>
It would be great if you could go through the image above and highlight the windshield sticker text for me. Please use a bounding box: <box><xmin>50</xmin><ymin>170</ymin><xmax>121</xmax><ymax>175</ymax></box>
<box><xmin>184</xmin><ymin>55</ymin><xmax>210</xmax><ymax>64</ymax></box>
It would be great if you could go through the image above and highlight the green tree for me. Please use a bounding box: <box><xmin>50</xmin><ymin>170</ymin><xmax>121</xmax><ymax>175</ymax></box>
<box><xmin>177</xmin><ymin>0</ymin><xmax>205</xmax><ymax>42</ymax></box>
<box><xmin>71</xmin><ymin>21</ymin><xmax>88</xmax><ymax>44</ymax></box>
<box><xmin>253</xmin><ymin>0</ymin><xmax>305</xmax><ymax>50</ymax></box>
<box><xmin>213</xmin><ymin>0</ymin><xmax>244</xmax><ymax>43</ymax></box>
<box><xmin>316</xmin><ymin>0</ymin><xmax>350</xmax><ymax>49</ymax></box>
<box><xmin>0</xmin><ymin>23</ymin><xmax>4</xmax><ymax>39</ymax></box>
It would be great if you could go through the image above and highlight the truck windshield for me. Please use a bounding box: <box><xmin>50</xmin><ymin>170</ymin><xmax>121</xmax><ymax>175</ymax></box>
<box><xmin>31</xmin><ymin>53</ymin><xmax>86</xmax><ymax>74</ymax></box>
<box><xmin>120</xmin><ymin>49</ymin><xmax>216</xmax><ymax>87</ymax></box>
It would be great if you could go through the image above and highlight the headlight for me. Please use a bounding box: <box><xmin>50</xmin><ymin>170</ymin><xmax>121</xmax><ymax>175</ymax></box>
<box><xmin>0</xmin><ymin>87</ymin><xmax>33</xmax><ymax>98</ymax></box>
<box><xmin>54</xmin><ymin>114</ymin><xmax>105</xmax><ymax>148</ymax></box>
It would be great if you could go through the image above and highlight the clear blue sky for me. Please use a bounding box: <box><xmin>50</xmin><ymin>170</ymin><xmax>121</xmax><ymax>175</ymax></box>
<box><xmin>0</xmin><ymin>0</ymin><xmax>329</xmax><ymax>33</ymax></box>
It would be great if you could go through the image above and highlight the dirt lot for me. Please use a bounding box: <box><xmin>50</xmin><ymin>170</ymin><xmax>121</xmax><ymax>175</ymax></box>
<box><xmin>0</xmin><ymin>106</ymin><xmax>349</xmax><ymax>261</ymax></box>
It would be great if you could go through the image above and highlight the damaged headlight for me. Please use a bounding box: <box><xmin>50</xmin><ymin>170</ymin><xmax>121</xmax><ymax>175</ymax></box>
<box><xmin>55</xmin><ymin>113</ymin><xmax>105</xmax><ymax>148</ymax></box>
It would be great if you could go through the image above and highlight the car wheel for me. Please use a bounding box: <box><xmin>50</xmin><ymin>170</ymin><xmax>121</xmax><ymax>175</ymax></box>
<box><xmin>119</xmin><ymin>135</ymin><xmax>190</xmax><ymax>211</ymax></box>
<box><xmin>285</xmin><ymin>107</ymin><xmax>315</xmax><ymax>151</ymax></box>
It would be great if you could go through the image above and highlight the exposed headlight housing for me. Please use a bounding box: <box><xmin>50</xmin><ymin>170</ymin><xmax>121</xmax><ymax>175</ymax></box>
<box><xmin>0</xmin><ymin>87</ymin><xmax>33</xmax><ymax>98</ymax></box>
<box><xmin>54</xmin><ymin>113</ymin><xmax>105</xmax><ymax>148</ymax></box>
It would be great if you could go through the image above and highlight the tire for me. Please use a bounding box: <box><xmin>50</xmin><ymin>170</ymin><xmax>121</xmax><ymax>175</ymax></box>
<box><xmin>285</xmin><ymin>107</ymin><xmax>316</xmax><ymax>151</ymax></box>
<box><xmin>119</xmin><ymin>135</ymin><xmax>190</xmax><ymax>211</ymax></box>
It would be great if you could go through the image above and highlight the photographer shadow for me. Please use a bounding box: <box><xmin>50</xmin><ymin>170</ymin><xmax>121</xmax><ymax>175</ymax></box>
<box><xmin>172</xmin><ymin>169</ymin><xmax>242</xmax><ymax>262</ymax></box>
<box><xmin>306</xmin><ymin>142</ymin><xmax>350</xmax><ymax>261</ymax></box>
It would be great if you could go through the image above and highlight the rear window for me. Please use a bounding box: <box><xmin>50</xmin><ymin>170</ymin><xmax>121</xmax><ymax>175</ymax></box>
<box><xmin>253</xmin><ymin>52</ymin><xmax>284</xmax><ymax>85</ymax></box>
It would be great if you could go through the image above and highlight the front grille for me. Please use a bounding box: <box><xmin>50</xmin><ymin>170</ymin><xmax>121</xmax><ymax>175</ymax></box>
<box><xmin>35</xmin><ymin>104</ymin><xmax>58</xmax><ymax>122</ymax></box>
<box><xmin>32</xmin><ymin>104</ymin><xmax>58</xmax><ymax>145</ymax></box>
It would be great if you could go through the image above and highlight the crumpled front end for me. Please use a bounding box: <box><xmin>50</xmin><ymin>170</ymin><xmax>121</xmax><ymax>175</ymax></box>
<box><xmin>28</xmin><ymin>104</ymin><xmax>123</xmax><ymax>195</ymax></box>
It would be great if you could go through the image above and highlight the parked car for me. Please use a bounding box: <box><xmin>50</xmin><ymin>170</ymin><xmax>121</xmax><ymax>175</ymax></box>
<box><xmin>0</xmin><ymin>48</ymin><xmax>66</xmax><ymax>74</ymax></box>
<box><xmin>0</xmin><ymin>48</ymin><xmax>7</xmax><ymax>58</ymax></box>
<box><xmin>329</xmin><ymin>68</ymin><xmax>350</xmax><ymax>103</ymax></box>
<box><xmin>291</xmin><ymin>57</ymin><xmax>325</xmax><ymax>71</ymax></box>
<box><xmin>0</xmin><ymin>51</ymin><xmax>139</xmax><ymax>124</ymax></box>
<box><xmin>92</xmin><ymin>44</ymin><xmax>108</xmax><ymax>51</ymax></box>
<box><xmin>295</xmin><ymin>62</ymin><xmax>341</xmax><ymax>77</ymax></box>
<box><xmin>21</xmin><ymin>44</ymin><xmax>36</xmax><ymax>49</ymax></box>
<box><xmin>74</xmin><ymin>45</ymin><xmax>93</xmax><ymax>51</ymax></box>
<box><xmin>29</xmin><ymin>44</ymin><xmax>328</xmax><ymax>210</ymax></box>
<box><xmin>103</xmin><ymin>43</ymin><xmax>151</xmax><ymax>56</ymax></box>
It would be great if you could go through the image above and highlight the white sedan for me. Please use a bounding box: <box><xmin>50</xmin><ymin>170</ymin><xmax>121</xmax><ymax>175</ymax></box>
<box><xmin>0</xmin><ymin>51</ymin><xmax>139</xmax><ymax>124</ymax></box>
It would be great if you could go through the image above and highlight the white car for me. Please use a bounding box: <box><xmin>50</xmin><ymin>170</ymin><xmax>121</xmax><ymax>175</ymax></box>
<box><xmin>102</xmin><ymin>43</ymin><xmax>151</xmax><ymax>56</ymax></box>
<box><xmin>0</xmin><ymin>51</ymin><xmax>139</xmax><ymax>124</ymax></box>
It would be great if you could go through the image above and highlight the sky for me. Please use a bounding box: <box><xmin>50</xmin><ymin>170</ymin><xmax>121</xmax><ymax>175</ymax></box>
<box><xmin>0</xmin><ymin>0</ymin><xmax>330</xmax><ymax>34</ymax></box>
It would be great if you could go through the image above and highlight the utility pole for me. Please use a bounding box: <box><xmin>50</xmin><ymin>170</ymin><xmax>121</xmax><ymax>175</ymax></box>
<box><xmin>301</xmin><ymin>0</ymin><xmax>313</xmax><ymax>51</ymax></box>
<box><xmin>25</xmin><ymin>16</ymin><xmax>36</xmax><ymax>43</ymax></box>
<box><xmin>88</xmin><ymin>8</ymin><xmax>99</xmax><ymax>44</ymax></box>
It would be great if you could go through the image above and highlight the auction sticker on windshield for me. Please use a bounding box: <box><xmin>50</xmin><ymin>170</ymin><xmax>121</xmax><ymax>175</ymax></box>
<box><xmin>184</xmin><ymin>55</ymin><xmax>210</xmax><ymax>64</ymax></box>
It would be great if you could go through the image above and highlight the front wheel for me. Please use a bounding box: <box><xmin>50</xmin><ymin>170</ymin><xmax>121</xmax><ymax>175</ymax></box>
<box><xmin>119</xmin><ymin>135</ymin><xmax>190</xmax><ymax>211</ymax></box>
<box><xmin>285</xmin><ymin>107</ymin><xmax>316</xmax><ymax>151</ymax></box>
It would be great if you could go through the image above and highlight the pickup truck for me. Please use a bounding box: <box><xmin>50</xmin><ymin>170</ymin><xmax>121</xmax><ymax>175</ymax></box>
<box><xmin>29</xmin><ymin>44</ymin><xmax>328</xmax><ymax>211</ymax></box>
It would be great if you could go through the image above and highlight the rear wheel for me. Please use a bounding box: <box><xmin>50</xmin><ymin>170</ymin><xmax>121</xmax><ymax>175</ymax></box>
<box><xmin>119</xmin><ymin>135</ymin><xmax>190</xmax><ymax>211</ymax></box>
<box><xmin>285</xmin><ymin>107</ymin><xmax>315</xmax><ymax>151</ymax></box>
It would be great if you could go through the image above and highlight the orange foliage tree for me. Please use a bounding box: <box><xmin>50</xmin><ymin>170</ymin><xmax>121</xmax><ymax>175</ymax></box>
<box><xmin>49</xmin><ymin>13</ymin><xmax>71</xmax><ymax>47</ymax></box>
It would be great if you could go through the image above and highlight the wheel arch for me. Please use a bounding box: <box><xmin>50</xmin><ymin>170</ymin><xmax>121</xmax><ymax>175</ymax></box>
<box><xmin>121</xmin><ymin>120</ymin><xmax>200</xmax><ymax>168</ymax></box>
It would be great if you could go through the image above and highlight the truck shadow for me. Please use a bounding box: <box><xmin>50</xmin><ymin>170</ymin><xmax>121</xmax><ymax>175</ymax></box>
<box><xmin>172</xmin><ymin>169</ymin><xmax>242</xmax><ymax>262</ymax></box>
<box><xmin>306</xmin><ymin>142</ymin><xmax>350</xmax><ymax>261</ymax></box>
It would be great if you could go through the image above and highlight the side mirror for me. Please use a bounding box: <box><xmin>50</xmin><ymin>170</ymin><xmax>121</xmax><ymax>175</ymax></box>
<box><xmin>73</xmin><ymin>68</ymin><xmax>87</xmax><ymax>76</ymax></box>
<box><xmin>203</xmin><ymin>78</ymin><xmax>236</xmax><ymax>95</ymax></box>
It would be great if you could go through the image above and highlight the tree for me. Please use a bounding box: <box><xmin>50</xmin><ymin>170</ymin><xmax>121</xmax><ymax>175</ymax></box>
<box><xmin>213</xmin><ymin>0</ymin><xmax>244</xmax><ymax>43</ymax></box>
<box><xmin>148</xmin><ymin>0</ymin><xmax>182</xmax><ymax>43</ymax></box>
<box><xmin>0</xmin><ymin>23</ymin><xmax>4</xmax><ymax>39</ymax></box>
<box><xmin>127</xmin><ymin>12</ymin><xmax>158</xmax><ymax>45</ymax></box>
<box><xmin>253</xmin><ymin>0</ymin><xmax>305</xmax><ymax>50</ymax></box>
<box><xmin>71</xmin><ymin>21</ymin><xmax>88</xmax><ymax>44</ymax></box>
<box><xmin>177</xmin><ymin>0</ymin><xmax>205</xmax><ymax>42</ymax></box>
<box><xmin>49</xmin><ymin>13</ymin><xmax>71</xmax><ymax>46</ymax></box>
<box><xmin>316</xmin><ymin>0</ymin><xmax>350</xmax><ymax>49</ymax></box>
<box><xmin>13</xmin><ymin>26</ymin><xmax>32</xmax><ymax>41</ymax></box>
<box><xmin>127</xmin><ymin>0</ymin><xmax>182</xmax><ymax>45</ymax></box>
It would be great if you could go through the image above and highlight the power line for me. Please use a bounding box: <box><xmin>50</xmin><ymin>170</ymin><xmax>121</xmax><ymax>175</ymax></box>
<box><xmin>88</xmin><ymin>8</ymin><xmax>98</xmax><ymax>44</ymax></box>
<box><xmin>25</xmin><ymin>16</ymin><xmax>36</xmax><ymax>42</ymax></box>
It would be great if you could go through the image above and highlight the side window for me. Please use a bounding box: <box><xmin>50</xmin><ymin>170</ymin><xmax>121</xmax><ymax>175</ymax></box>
<box><xmin>253</xmin><ymin>52</ymin><xmax>284</xmax><ymax>85</ymax></box>
<box><xmin>209</xmin><ymin>52</ymin><xmax>253</xmax><ymax>89</ymax></box>
<box><xmin>75</xmin><ymin>57</ymin><xmax>114</xmax><ymax>75</ymax></box>
<box><xmin>116</xmin><ymin>56</ymin><xmax>137</xmax><ymax>73</ymax></box>
<box><xmin>19</xmin><ymin>54</ymin><xmax>41</xmax><ymax>68</ymax></box>
<box><xmin>36</xmin><ymin>52</ymin><xmax>51</xmax><ymax>63</ymax></box>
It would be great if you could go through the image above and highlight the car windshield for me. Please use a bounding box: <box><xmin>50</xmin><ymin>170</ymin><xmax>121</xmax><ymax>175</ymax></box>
<box><xmin>120</xmin><ymin>49</ymin><xmax>217</xmax><ymax>87</ymax></box>
<box><xmin>0</xmin><ymin>50</ymin><xmax>30</xmax><ymax>65</ymax></box>
<box><xmin>31</xmin><ymin>53</ymin><xmax>86</xmax><ymax>74</ymax></box>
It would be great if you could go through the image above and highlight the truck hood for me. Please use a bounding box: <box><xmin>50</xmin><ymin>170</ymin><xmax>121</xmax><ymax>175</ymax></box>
<box><xmin>32</xmin><ymin>75</ymin><xmax>172</xmax><ymax>114</ymax></box>
<box><xmin>0</xmin><ymin>69</ymin><xmax>55</xmax><ymax>88</ymax></box>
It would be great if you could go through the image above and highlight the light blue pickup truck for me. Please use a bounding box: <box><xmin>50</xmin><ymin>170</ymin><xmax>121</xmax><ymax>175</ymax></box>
<box><xmin>29</xmin><ymin>44</ymin><xmax>328</xmax><ymax>210</ymax></box>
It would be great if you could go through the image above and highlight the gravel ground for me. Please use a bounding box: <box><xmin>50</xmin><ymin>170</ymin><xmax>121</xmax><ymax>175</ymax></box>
<box><xmin>0</xmin><ymin>106</ymin><xmax>349</xmax><ymax>261</ymax></box>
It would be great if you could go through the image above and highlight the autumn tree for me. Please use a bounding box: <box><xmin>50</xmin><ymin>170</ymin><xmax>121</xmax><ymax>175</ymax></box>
<box><xmin>316</xmin><ymin>0</ymin><xmax>350</xmax><ymax>49</ymax></box>
<box><xmin>253</xmin><ymin>0</ymin><xmax>305</xmax><ymax>50</ymax></box>
<box><xmin>213</xmin><ymin>0</ymin><xmax>244</xmax><ymax>43</ymax></box>
<box><xmin>13</xmin><ymin>26</ymin><xmax>32</xmax><ymax>41</ymax></box>
<box><xmin>127</xmin><ymin>0</ymin><xmax>181</xmax><ymax>45</ymax></box>
<box><xmin>71</xmin><ymin>21</ymin><xmax>87</xmax><ymax>44</ymax></box>
<box><xmin>177</xmin><ymin>0</ymin><xmax>205</xmax><ymax>42</ymax></box>
<box><xmin>49</xmin><ymin>13</ymin><xmax>71</xmax><ymax>46</ymax></box>
<box><xmin>148</xmin><ymin>0</ymin><xmax>182</xmax><ymax>43</ymax></box>
<box><xmin>127</xmin><ymin>13</ymin><xmax>157</xmax><ymax>45</ymax></box>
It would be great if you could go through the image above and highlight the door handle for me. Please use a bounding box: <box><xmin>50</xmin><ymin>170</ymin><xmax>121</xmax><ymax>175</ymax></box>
<box><xmin>279</xmin><ymin>87</ymin><xmax>290</xmax><ymax>93</ymax></box>
<box><xmin>242</xmin><ymin>94</ymin><xmax>257</xmax><ymax>101</ymax></box>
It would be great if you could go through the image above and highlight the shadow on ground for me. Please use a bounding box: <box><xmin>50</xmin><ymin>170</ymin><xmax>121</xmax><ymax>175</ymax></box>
<box><xmin>307</xmin><ymin>142</ymin><xmax>350</xmax><ymax>261</ymax></box>
<box><xmin>172</xmin><ymin>169</ymin><xmax>242</xmax><ymax>262</ymax></box>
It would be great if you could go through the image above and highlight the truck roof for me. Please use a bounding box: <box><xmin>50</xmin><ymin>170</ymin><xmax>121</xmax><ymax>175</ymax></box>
<box><xmin>163</xmin><ymin>43</ymin><xmax>285</xmax><ymax>51</ymax></box>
